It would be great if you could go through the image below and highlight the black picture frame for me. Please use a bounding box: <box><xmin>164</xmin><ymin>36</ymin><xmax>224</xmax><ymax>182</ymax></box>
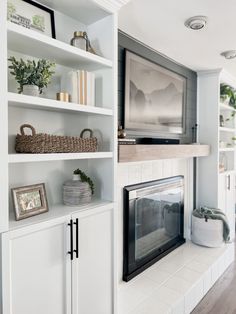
<box><xmin>22</xmin><ymin>0</ymin><xmax>56</xmax><ymax>38</ymax></box>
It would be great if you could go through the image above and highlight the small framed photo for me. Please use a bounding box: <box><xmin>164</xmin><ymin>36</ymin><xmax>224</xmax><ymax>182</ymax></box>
<box><xmin>12</xmin><ymin>183</ymin><xmax>49</xmax><ymax>220</ymax></box>
<box><xmin>7</xmin><ymin>0</ymin><xmax>56</xmax><ymax>38</ymax></box>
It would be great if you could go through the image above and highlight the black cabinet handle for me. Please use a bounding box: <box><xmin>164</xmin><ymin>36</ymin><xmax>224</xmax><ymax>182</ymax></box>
<box><xmin>74</xmin><ymin>218</ymin><xmax>79</xmax><ymax>258</ymax></box>
<box><xmin>227</xmin><ymin>175</ymin><xmax>231</xmax><ymax>190</ymax></box>
<box><xmin>68</xmin><ymin>219</ymin><xmax>74</xmax><ymax>260</ymax></box>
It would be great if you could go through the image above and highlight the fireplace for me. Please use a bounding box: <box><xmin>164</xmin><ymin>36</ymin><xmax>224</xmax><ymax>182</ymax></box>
<box><xmin>123</xmin><ymin>176</ymin><xmax>185</xmax><ymax>281</ymax></box>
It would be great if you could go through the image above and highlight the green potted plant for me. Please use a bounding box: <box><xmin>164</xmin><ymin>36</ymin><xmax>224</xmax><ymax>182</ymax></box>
<box><xmin>220</xmin><ymin>83</ymin><xmax>236</xmax><ymax>107</ymax></box>
<box><xmin>8</xmin><ymin>56</ymin><xmax>55</xmax><ymax>96</ymax></box>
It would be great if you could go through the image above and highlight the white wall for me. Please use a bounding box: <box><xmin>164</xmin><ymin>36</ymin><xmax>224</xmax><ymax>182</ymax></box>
<box><xmin>117</xmin><ymin>158</ymin><xmax>194</xmax><ymax>285</ymax></box>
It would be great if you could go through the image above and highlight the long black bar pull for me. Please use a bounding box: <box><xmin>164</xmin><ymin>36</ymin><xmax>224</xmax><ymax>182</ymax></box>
<box><xmin>74</xmin><ymin>218</ymin><xmax>79</xmax><ymax>258</ymax></box>
<box><xmin>68</xmin><ymin>219</ymin><xmax>74</xmax><ymax>260</ymax></box>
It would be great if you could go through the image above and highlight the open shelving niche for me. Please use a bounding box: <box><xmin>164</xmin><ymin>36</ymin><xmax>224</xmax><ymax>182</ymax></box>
<box><xmin>219</xmin><ymin>74</ymin><xmax>236</xmax><ymax>175</ymax></box>
<box><xmin>197</xmin><ymin>69</ymin><xmax>236</xmax><ymax>242</ymax></box>
<box><xmin>3</xmin><ymin>0</ymin><xmax>118</xmax><ymax>232</ymax></box>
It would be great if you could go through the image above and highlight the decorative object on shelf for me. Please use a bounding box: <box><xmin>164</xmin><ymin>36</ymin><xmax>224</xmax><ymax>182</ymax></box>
<box><xmin>219</xmin><ymin>114</ymin><xmax>225</xmax><ymax>127</ymax></box>
<box><xmin>61</xmin><ymin>70</ymin><xmax>95</xmax><ymax>105</ymax></box>
<box><xmin>124</xmin><ymin>50</ymin><xmax>186</xmax><ymax>135</ymax></box>
<box><xmin>56</xmin><ymin>92</ymin><xmax>71</xmax><ymax>102</ymax></box>
<box><xmin>118</xmin><ymin>138</ymin><xmax>136</xmax><ymax>145</ymax></box>
<box><xmin>219</xmin><ymin>153</ymin><xmax>227</xmax><ymax>173</ymax></box>
<box><xmin>220</xmin><ymin>83</ymin><xmax>236</xmax><ymax>106</ymax></box>
<box><xmin>7</xmin><ymin>0</ymin><xmax>56</xmax><ymax>38</ymax></box>
<box><xmin>74</xmin><ymin>168</ymin><xmax>94</xmax><ymax>194</ymax></box>
<box><xmin>70</xmin><ymin>31</ymin><xmax>97</xmax><ymax>55</ymax></box>
<box><xmin>15</xmin><ymin>124</ymin><xmax>98</xmax><ymax>153</ymax></box>
<box><xmin>232</xmin><ymin>136</ymin><xmax>236</xmax><ymax>145</ymax></box>
<box><xmin>70</xmin><ymin>31</ymin><xmax>88</xmax><ymax>51</ymax></box>
<box><xmin>118</xmin><ymin>125</ymin><xmax>126</xmax><ymax>139</ymax></box>
<box><xmin>11</xmin><ymin>183</ymin><xmax>48</xmax><ymax>220</ymax></box>
<box><xmin>8</xmin><ymin>56</ymin><xmax>55</xmax><ymax>95</ymax></box>
<box><xmin>219</xmin><ymin>141</ymin><xmax>227</xmax><ymax>149</ymax></box>
<box><xmin>63</xmin><ymin>172</ymin><xmax>93</xmax><ymax>206</ymax></box>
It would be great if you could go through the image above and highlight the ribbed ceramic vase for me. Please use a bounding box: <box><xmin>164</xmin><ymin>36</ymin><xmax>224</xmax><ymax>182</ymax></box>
<box><xmin>63</xmin><ymin>174</ymin><xmax>92</xmax><ymax>206</ymax></box>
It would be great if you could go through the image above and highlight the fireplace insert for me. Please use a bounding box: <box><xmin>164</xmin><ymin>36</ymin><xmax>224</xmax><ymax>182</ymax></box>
<box><xmin>123</xmin><ymin>176</ymin><xmax>185</xmax><ymax>281</ymax></box>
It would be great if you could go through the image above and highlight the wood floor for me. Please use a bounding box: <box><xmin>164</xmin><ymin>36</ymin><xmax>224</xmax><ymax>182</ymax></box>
<box><xmin>192</xmin><ymin>244</ymin><xmax>236</xmax><ymax>314</ymax></box>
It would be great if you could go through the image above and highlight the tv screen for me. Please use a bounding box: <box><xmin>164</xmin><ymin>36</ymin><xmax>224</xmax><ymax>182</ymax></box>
<box><xmin>124</xmin><ymin>50</ymin><xmax>186</xmax><ymax>134</ymax></box>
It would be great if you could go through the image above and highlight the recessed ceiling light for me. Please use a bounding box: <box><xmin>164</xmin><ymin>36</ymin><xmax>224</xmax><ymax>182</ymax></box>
<box><xmin>221</xmin><ymin>50</ymin><xmax>236</xmax><ymax>60</ymax></box>
<box><xmin>184</xmin><ymin>16</ymin><xmax>208</xmax><ymax>30</ymax></box>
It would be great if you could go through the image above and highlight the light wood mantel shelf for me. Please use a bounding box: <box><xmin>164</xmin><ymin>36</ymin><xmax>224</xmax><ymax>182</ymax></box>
<box><xmin>118</xmin><ymin>144</ymin><xmax>210</xmax><ymax>163</ymax></box>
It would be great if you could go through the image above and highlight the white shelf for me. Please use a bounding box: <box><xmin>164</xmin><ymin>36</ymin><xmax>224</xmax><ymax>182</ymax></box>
<box><xmin>220</xmin><ymin>103</ymin><xmax>236</xmax><ymax>112</ymax></box>
<box><xmin>8</xmin><ymin>93</ymin><xmax>113</xmax><ymax>116</ymax></box>
<box><xmin>8</xmin><ymin>152</ymin><xmax>113</xmax><ymax>163</ymax></box>
<box><xmin>7</xmin><ymin>22</ymin><xmax>113</xmax><ymax>70</ymax></box>
<box><xmin>219</xmin><ymin>127</ymin><xmax>236</xmax><ymax>133</ymax></box>
<box><xmin>9</xmin><ymin>199</ymin><xmax>114</xmax><ymax>231</ymax></box>
<box><xmin>219</xmin><ymin>170</ymin><xmax>236</xmax><ymax>176</ymax></box>
<box><xmin>219</xmin><ymin>147</ymin><xmax>235</xmax><ymax>152</ymax></box>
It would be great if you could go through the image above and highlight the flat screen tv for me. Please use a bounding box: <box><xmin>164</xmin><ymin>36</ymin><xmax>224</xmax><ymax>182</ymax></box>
<box><xmin>124</xmin><ymin>50</ymin><xmax>187</xmax><ymax>134</ymax></box>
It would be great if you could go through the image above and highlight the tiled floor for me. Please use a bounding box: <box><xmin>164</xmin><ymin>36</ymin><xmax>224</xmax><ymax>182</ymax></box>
<box><xmin>118</xmin><ymin>241</ymin><xmax>234</xmax><ymax>314</ymax></box>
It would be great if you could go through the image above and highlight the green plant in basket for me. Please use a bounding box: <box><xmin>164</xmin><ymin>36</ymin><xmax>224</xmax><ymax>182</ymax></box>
<box><xmin>8</xmin><ymin>56</ymin><xmax>55</xmax><ymax>94</ymax></box>
<box><xmin>74</xmin><ymin>168</ymin><xmax>94</xmax><ymax>194</ymax></box>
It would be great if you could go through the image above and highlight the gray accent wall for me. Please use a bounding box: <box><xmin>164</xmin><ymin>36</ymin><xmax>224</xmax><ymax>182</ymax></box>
<box><xmin>118</xmin><ymin>30</ymin><xmax>197</xmax><ymax>144</ymax></box>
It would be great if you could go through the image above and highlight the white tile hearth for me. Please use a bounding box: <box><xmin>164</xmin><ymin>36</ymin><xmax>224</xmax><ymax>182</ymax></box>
<box><xmin>117</xmin><ymin>159</ymin><xmax>235</xmax><ymax>314</ymax></box>
<box><xmin>118</xmin><ymin>241</ymin><xmax>234</xmax><ymax>314</ymax></box>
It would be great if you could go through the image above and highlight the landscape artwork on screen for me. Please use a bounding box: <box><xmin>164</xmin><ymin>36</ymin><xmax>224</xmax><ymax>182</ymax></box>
<box><xmin>124</xmin><ymin>50</ymin><xmax>186</xmax><ymax>134</ymax></box>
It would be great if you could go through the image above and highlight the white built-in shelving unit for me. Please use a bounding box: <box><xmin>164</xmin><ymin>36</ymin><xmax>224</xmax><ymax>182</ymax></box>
<box><xmin>0</xmin><ymin>0</ymin><xmax>130</xmax><ymax>313</ymax></box>
<box><xmin>3</xmin><ymin>0</ymin><xmax>120</xmax><ymax>229</ymax></box>
<box><xmin>197</xmin><ymin>69</ymin><xmax>236</xmax><ymax>241</ymax></box>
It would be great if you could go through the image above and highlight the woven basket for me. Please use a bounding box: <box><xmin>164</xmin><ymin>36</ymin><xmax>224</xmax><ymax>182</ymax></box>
<box><xmin>15</xmin><ymin>124</ymin><xmax>98</xmax><ymax>154</ymax></box>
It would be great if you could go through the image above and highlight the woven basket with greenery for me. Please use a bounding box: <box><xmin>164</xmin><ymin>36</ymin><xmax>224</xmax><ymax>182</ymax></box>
<box><xmin>15</xmin><ymin>124</ymin><xmax>98</xmax><ymax>153</ymax></box>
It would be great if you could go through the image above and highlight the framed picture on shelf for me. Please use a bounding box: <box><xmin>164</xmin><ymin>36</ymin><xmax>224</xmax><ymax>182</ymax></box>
<box><xmin>7</xmin><ymin>0</ymin><xmax>56</xmax><ymax>38</ymax></box>
<box><xmin>124</xmin><ymin>50</ymin><xmax>186</xmax><ymax>134</ymax></box>
<box><xmin>12</xmin><ymin>183</ymin><xmax>49</xmax><ymax>220</ymax></box>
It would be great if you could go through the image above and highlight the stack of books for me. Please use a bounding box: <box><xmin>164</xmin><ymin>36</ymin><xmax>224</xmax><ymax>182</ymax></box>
<box><xmin>118</xmin><ymin>138</ymin><xmax>136</xmax><ymax>145</ymax></box>
<box><xmin>61</xmin><ymin>70</ymin><xmax>95</xmax><ymax>106</ymax></box>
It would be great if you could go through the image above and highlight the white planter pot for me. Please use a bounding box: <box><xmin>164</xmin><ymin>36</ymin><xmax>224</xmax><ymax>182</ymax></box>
<box><xmin>22</xmin><ymin>85</ymin><xmax>39</xmax><ymax>97</ymax></box>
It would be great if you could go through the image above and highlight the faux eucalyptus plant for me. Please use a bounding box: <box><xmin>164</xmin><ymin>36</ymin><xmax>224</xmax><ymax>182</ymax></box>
<box><xmin>8</xmin><ymin>57</ymin><xmax>55</xmax><ymax>94</ymax></box>
<box><xmin>74</xmin><ymin>168</ymin><xmax>94</xmax><ymax>194</ymax></box>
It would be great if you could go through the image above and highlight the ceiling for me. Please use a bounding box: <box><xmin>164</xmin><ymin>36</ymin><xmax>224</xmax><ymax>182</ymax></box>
<box><xmin>118</xmin><ymin>0</ymin><xmax>236</xmax><ymax>78</ymax></box>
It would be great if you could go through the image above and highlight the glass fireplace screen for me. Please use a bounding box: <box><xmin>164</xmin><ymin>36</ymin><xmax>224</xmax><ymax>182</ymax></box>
<box><xmin>123</xmin><ymin>176</ymin><xmax>185</xmax><ymax>281</ymax></box>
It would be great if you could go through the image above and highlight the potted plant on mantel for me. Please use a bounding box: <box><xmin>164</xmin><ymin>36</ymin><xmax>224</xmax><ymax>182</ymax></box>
<box><xmin>8</xmin><ymin>57</ymin><xmax>55</xmax><ymax>96</ymax></box>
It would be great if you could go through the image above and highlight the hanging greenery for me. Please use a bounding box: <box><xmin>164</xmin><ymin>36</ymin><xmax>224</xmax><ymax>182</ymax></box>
<box><xmin>73</xmin><ymin>168</ymin><xmax>94</xmax><ymax>194</ymax></box>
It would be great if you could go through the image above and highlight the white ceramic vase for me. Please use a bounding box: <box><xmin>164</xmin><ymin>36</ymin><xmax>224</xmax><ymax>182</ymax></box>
<box><xmin>63</xmin><ymin>174</ymin><xmax>92</xmax><ymax>206</ymax></box>
<box><xmin>22</xmin><ymin>85</ymin><xmax>40</xmax><ymax>97</ymax></box>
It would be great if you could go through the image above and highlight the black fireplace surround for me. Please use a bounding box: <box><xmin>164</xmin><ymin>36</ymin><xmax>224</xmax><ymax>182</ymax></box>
<box><xmin>123</xmin><ymin>176</ymin><xmax>185</xmax><ymax>281</ymax></box>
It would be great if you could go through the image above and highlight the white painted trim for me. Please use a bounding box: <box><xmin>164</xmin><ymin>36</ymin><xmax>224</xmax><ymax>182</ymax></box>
<box><xmin>94</xmin><ymin>0</ymin><xmax>130</xmax><ymax>13</ymax></box>
<box><xmin>0</xmin><ymin>0</ymin><xmax>8</xmax><ymax>233</ymax></box>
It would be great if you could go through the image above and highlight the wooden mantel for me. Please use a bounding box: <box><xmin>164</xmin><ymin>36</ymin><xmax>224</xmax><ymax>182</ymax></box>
<box><xmin>118</xmin><ymin>144</ymin><xmax>210</xmax><ymax>163</ymax></box>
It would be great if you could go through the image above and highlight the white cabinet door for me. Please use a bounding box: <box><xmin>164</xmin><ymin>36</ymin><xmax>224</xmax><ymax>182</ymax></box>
<box><xmin>1</xmin><ymin>217</ymin><xmax>71</xmax><ymax>314</ymax></box>
<box><xmin>218</xmin><ymin>174</ymin><xmax>226</xmax><ymax>212</ymax></box>
<box><xmin>225</xmin><ymin>174</ymin><xmax>235</xmax><ymax>241</ymax></box>
<box><xmin>71</xmin><ymin>209</ymin><xmax>113</xmax><ymax>314</ymax></box>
